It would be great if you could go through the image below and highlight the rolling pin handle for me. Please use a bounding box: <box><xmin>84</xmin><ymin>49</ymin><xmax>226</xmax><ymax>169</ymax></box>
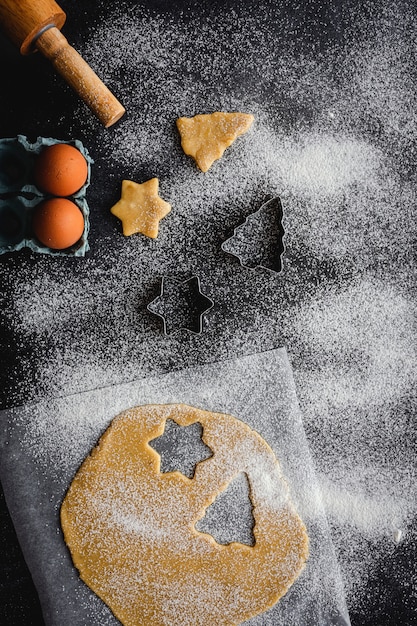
<box><xmin>0</xmin><ymin>0</ymin><xmax>125</xmax><ymax>127</ymax></box>
<box><xmin>30</xmin><ymin>23</ymin><xmax>56</xmax><ymax>50</ymax></box>
<box><xmin>36</xmin><ymin>27</ymin><xmax>125</xmax><ymax>128</ymax></box>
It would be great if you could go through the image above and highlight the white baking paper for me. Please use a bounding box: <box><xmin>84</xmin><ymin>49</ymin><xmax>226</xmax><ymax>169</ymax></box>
<box><xmin>0</xmin><ymin>348</ymin><xmax>350</xmax><ymax>625</ymax></box>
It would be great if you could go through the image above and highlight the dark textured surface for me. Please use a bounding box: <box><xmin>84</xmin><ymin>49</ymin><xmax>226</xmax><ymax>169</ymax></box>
<box><xmin>0</xmin><ymin>0</ymin><xmax>416</xmax><ymax>624</ymax></box>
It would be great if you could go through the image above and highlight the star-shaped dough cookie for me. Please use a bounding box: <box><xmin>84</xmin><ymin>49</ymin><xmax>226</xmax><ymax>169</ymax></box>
<box><xmin>110</xmin><ymin>178</ymin><xmax>171</xmax><ymax>238</ymax></box>
<box><xmin>176</xmin><ymin>112</ymin><xmax>254</xmax><ymax>172</ymax></box>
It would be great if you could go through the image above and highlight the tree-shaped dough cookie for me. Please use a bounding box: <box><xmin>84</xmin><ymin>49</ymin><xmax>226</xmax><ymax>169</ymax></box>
<box><xmin>176</xmin><ymin>112</ymin><xmax>254</xmax><ymax>172</ymax></box>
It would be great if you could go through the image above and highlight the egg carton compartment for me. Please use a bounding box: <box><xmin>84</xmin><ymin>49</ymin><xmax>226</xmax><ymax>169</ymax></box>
<box><xmin>0</xmin><ymin>136</ymin><xmax>37</xmax><ymax>195</ymax></box>
<box><xmin>0</xmin><ymin>195</ymin><xmax>90</xmax><ymax>257</ymax></box>
<box><xmin>0</xmin><ymin>135</ymin><xmax>93</xmax><ymax>198</ymax></box>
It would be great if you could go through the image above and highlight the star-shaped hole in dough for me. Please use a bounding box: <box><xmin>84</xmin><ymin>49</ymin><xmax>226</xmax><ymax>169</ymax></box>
<box><xmin>176</xmin><ymin>111</ymin><xmax>254</xmax><ymax>172</ymax></box>
<box><xmin>110</xmin><ymin>178</ymin><xmax>171</xmax><ymax>238</ymax></box>
<box><xmin>149</xmin><ymin>419</ymin><xmax>213</xmax><ymax>479</ymax></box>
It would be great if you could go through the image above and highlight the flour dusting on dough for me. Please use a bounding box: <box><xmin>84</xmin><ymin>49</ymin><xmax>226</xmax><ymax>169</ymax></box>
<box><xmin>61</xmin><ymin>404</ymin><xmax>308</xmax><ymax>626</ymax></box>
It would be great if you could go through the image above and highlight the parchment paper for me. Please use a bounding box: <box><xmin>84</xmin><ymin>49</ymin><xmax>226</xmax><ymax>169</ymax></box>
<box><xmin>0</xmin><ymin>348</ymin><xmax>350</xmax><ymax>625</ymax></box>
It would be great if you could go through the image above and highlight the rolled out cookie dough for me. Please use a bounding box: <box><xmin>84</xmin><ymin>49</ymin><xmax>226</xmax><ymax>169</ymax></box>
<box><xmin>61</xmin><ymin>404</ymin><xmax>309</xmax><ymax>626</ymax></box>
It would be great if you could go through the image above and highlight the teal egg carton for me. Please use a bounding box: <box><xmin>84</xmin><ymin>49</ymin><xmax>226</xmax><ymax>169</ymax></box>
<box><xmin>0</xmin><ymin>136</ymin><xmax>93</xmax><ymax>257</ymax></box>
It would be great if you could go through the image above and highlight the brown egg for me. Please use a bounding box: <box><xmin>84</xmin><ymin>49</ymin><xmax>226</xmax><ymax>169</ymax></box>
<box><xmin>32</xmin><ymin>198</ymin><xmax>85</xmax><ymax>250</ymax></box>
<box><xmin>34</xmin><ymin>143</ymin><xmax>88</xmax><ymax>196</ymax></box>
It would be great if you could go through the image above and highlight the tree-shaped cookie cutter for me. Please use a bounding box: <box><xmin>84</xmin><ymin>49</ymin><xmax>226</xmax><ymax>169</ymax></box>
<box><xmin>221</xmin><ymin>197</ymin><xmax>285</xmax><ymax>273</ymax></box>
<box><xmin>147</xmin><ymin>275</ymin><xmax>214</xmax><ymax>335</ymax></box>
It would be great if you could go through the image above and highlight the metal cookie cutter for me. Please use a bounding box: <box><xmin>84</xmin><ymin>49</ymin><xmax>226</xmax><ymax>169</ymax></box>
<box><xmin>221</xmin><ymin>197</ymin><xmax>285</xmax><ymax>273</ymax></box>
<box><xmin>147</xmin><ymin>275</ymin><xmax>214</xmax><ymax>335</ymax></box>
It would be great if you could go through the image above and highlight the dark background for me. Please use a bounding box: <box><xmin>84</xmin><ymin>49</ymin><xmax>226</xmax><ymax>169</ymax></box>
<box><xmin>0</xmin><ymin>1</ymin><xmax>416</xmax><ymax>625</ymax></box>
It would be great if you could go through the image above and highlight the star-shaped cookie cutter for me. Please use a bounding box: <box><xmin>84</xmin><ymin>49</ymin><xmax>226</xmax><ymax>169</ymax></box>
<box><xmin>147</xmin><ymin>275</ymin><xmax>214</xmax><ymax>335</ymax></box>
<box><xmin>221</xmin><ymin>197</ymin><xmax>285</xmax><ymax>274</ymax></box>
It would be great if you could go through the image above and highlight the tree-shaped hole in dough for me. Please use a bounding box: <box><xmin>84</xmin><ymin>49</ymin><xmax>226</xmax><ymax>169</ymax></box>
<box><xmin>196</xmin><ymin>471</ymin><xmax>255</xmax><ymax>546</ymax></box>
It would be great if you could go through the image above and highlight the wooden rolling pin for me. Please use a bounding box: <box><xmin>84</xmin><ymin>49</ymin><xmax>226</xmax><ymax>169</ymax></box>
<box><xmin>0</xmin><ymin>0</ymin><xmax>125</xmax><ymax>127</ymax></box>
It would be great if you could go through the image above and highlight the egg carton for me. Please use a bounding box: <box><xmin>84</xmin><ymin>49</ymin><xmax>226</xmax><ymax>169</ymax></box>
<box><xmin>0</xmin><ymin>135</ymin><xmax>92</xmax><ymax>257</ymax></box>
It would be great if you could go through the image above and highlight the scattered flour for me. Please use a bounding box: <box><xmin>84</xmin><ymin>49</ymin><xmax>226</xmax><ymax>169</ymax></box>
<box><xmin>1</xmin><ymin>0</ymin><xmax>416</xmax><ymax>622</ymax></box>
